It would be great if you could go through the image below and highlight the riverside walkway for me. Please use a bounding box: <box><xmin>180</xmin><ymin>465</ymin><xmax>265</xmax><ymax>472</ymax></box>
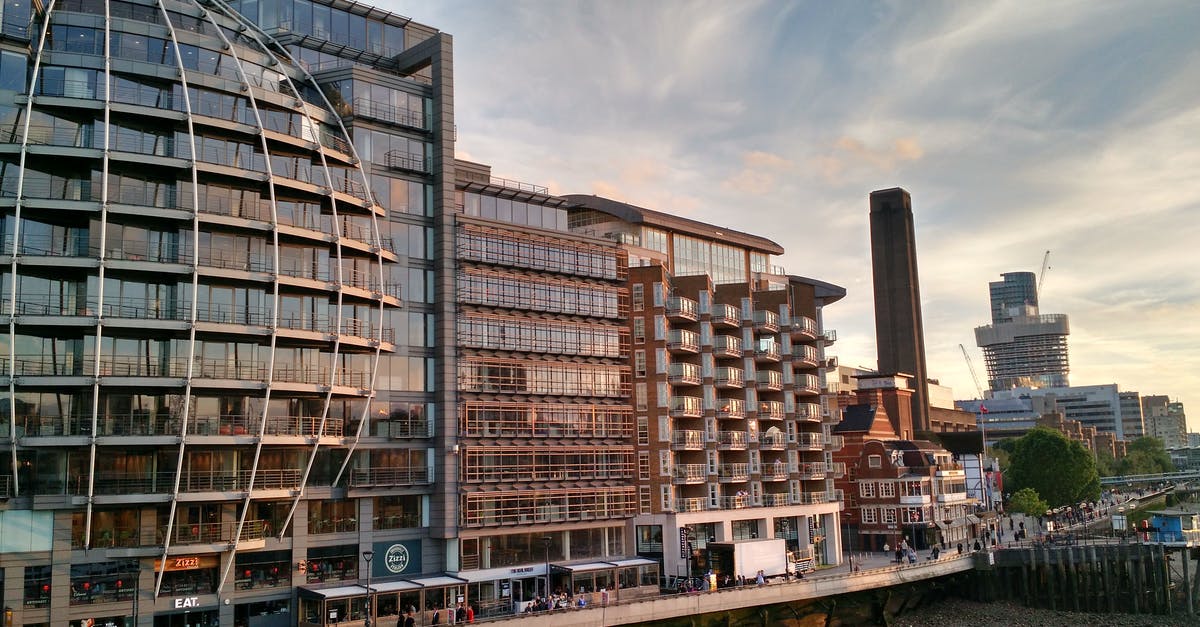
<box><xmin>486</xmin><ymin>551</ymin><xmax>975</xmax><ymax>626</ymax></box>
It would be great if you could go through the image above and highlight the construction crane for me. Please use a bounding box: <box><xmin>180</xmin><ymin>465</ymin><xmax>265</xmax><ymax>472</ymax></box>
<box><xmin>1038</xmin><ymin>250</ymin><xmax>1051</xmax><ymax>296</ymax></box>
<box><xmin>960</xmin><ymin>343</ymin><xmax>994</xmax><ymax>510</ymax></box>
<box><xmin>959</xmin><ymin>344</ymin><xmax>986</xmax><ymax>400</ymax></box>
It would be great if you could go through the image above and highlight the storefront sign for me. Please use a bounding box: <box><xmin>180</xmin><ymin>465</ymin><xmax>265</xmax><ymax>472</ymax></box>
<box><xmin>510</xmin><ymin>566</ymin><xmax>534</xmax><ymax>574</ymax></box>
<box><xmin>173</xmin><ymin>597</ymin><xmax>200</xmax><ymax>609</ymax></box>
<box><xmin>372</xmin><ymin>540</ymin><xmax>422</xmax><ymax>577</ymax></box>
<box><xmin>154</xmin><ymin>556</ymin><xmax>218</xmax><ymax>572</ymax></box>
<box><xmin>679</xmin><ymin>528</ymin><xmax>688</xmax><ymax>559</ymax></box>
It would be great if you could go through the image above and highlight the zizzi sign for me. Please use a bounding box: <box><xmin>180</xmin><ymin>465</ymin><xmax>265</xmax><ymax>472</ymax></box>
<box><xmin>384</xmin><ymin>543</ymin><xmax>410</xmax><ymax>574</ymax></box>
<box><xmin>373</xmin><ymin>540</ymin><xmax>421</xmax><ymax>577</ymax></box>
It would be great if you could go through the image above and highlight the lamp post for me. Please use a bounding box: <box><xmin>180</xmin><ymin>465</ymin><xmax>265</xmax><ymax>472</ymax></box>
<box><xmin>542</xmin><ymin>536</ymin><xmax>552</xmax><ymax>598</ymax></box>
<box><xmin>843</xmin><ymin>512</ymin><xmax>853</xmax><ymax>573</ymax></box>
<box><xmin>362</xmin><ymin>549</ymin><xmax>374</xmax><ymax>627</ymax></box>
<box><xmin>780</xmin><ymin>518</ymin><xmax>791</xmax><ymax>577</ymax></box>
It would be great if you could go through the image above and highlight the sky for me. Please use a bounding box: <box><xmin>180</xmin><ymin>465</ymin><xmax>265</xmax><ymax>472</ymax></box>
<box><xmin>391</xmin><ymin>0</ymin><xmax>1200</xmax><ymax>430</ymax></box>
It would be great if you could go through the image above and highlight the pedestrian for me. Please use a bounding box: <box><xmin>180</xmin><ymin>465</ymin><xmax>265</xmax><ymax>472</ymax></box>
<box><xmin>456</xmin><ymin>602</ymin><xmax>466</xmax><ymax>623</ymax></box>
<box><xmin>883</xmin><ymin>542</ymin><xmax>890</xmax><ymax>554</ymax></box>
<box><xmin>466</xmin><ymin>604</ymin><xmax>475</xmax><ymax>623</ymax></box>
<box><xmin>957</xmin><ymin>543</ymin><xmax>963</xmax><ymax>555</ymax></box>
<box><xmin>755</xmin><ymin>570</ymin><xmax>765</xmax><ymax>586</ymax></box>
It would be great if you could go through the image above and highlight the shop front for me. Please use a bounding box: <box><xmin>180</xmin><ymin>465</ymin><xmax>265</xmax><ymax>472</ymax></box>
<box><xmin>456</xmin><ymin>564</ymin><xmax>547</xmax><ymax>618</ymax></box>
<box><xmin>297</xmin><ymin>576</ymin><xmax>466</xmax><ymax>626</ymax></box>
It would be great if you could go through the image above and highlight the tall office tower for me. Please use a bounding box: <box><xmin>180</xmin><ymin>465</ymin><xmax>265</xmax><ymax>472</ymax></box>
<box><xmin>974</xmin><ymin>271</ymin><xmax>1070</xmax><ymax>391</ymax></box>
<box><xmin>868</xmin><ymin>188</ymin><xmax>930</xmax><ymax>432</ymax></box>
<box><xmin>0</xmin><ymin>1</ymin><xmax>449</xmax><ymax>624</ymax></box>
<box><xmin>452</xmin><ymin>162</ymin><xmax>639</xmax><ymax>612</ymax></box>
<box><xmin>1119</xmin><ymin>391</ymin><xmax>1146</xmax><ymax>440</ymax></box>
<box><xmin>564</xmin><ymin>194</ymin><xmax>848</xmax><ymax>580</ymax></box>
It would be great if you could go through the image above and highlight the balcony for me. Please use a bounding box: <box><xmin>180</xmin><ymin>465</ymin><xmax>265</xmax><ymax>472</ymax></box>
<box><xmin>168</xmin><ymin>519</ymin><xmax>268</xmax><ymax>546</ymax></box>
<box><xmin>714</xmin><ymin>367</ymin><xmax>745</xmax><ymax>389</ymax></box>
<box><xmin>759</xmin><ymin>433</ymin><xmax>786</xmax><ymax>449</ymax></box>
<box><xmin>795</xmin><ymin>490</ymin><xmax>841</xmax><ymax>505</ymax></box>
<box><xmin>349</xmin><ymin>466</ymin><xmax>431</xmax><ymax>488</ymax></box>
<box><xmin>826</xmin><ymin>434</ymin><xmax>844</xmax><ymax>450</ymax></box>
<box><xmin>717</xmin><ymin>463</ymin><xmax>750</xmax><ymax>483</ymax></box>
<box><xmin>84</xmin><ymin>471</ymin><xmax>175</xmax><ymax>495</ymax></box>
<box><xmin>668</xmin><ymin>362</ymin><xmax>702</xmax><ymax>386</ymax></box>
<box><xmin>792</xmin><ymin>344</ymin><xmax>819</xmax><ymax>367</ymax></box>
<box><xmin>716</xmin><ymin>398</ymin><xmax>746</xmax><ymax>419</ymax></box>
<box><xmin>796</xmin><ymin>462</ymin><xmax>830</xmax><ymax>480</ymax></box>
<box><xmin>718</xmin><ymin>494</ymin><xmax>751</xmax><ymax>510</ymax></box>
<box><xmin>755</xmin><ymin>370</ymin><xmax>783</xmax><ymax>391</ymax></box>
<box><xmin>665</xmin><ymin>296</ymin><xmax>699</xmax><ymax>321</ymax></box>
<box><xmin>938</xmin><ymin>492</ymin><xmax>969</xmax><ymax>503</ymax></box>
<box><xmin>717</xmin><ymin>431</ymin><xmax>747</xmax><ymax>450</ymax></box>
<box><xmin>794</xmin><ymin>373</ymin><xmax>821</xmax><ymax>395</ymax></box>
<box><xmin>187</xmin><ymin>415</ymin><xmax>343</xmax><ymax>438</ymax></box>
<box><xmin>179</xmin><ymin>469</ymin><xmax>303</xmax><ymax>493</ymax></box>
<box><xmin>711</xmin><ymin>335</ymin><xmax>743</xmax><ymax>358</ymax></box>
<box><xmin>900</xmin><ymin>494</ymin><xmax>932</xmax><ymax>505</ymax></box>
<box><xmin>669</xmin><ymin>395</ymin><xmax>703</xmax><ymax>418</ymax></box>
<box><xmin>761</xmin><ymin>463</ymin><xmax>789</xmax><ymax>482</ymax></box>
<box><xmin>754</xmin><ymin>339</ymin><xmax>782</xmax><ymax>362</ymax></box>
<box><xmin>710</xmin><ymin>303</ymin><xmax>741</xmax><ymax>328</ymax></box>
<box><xmin>789</xmin><ymin>315</ymin><xmax>819</xmax><ymax>339</ymax></box>
<box><xmin>795</xmin><ymin>403</ymin><xmax>822</xmax><ymax>422</ymax></box>
<box><xmin>796</xmin><ymin>432</ymin><xmax>823</xmax><ymax>451</ymax></box>
<box><xmin>675</xmin><ymin>497</ymin><xmax>709</xmax><ymax>513</ymax></box>
<box><xmin>672</xmin><ymin>464</ymin><xmax>708</xmax><ymax>484</ymax></box>
<box><xmin>752</xmin><ymin>310</ymin><xmax>780</xmax><ymax>332</ymax></box>
<box><xmin>384</xmin><ymin>149</ymin><xmax>430</xmax><ymax>174</ymax></box>
<box><xmin>822</xmin><ymin>329</ymin><xmax>838</xmax><ymax>345</ymax></box>
<box><xmin>758</xmin><ymin>401</ymin><xmax>785</xmax><ymax>420</ymax></box>
<box><xmin>671</xmin><ymin>430</ymin><xmax>705</xmax><ymax>451</ymax></box>
<box><xmin>666</xmin><ymin>329</ymin><xmax>700</xmax><ymax>354</ymax></box>
<box><xmin>762</xmin><ymin>493</ymin><xmax>789</xmax><ymax>507</ymax></box>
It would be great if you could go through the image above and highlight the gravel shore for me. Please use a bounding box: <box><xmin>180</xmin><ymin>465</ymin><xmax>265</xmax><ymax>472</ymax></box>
<box><xmin>894</xmin><ymin>598</ymin><xmax>1200</xmax><ymax>627</ymax></box>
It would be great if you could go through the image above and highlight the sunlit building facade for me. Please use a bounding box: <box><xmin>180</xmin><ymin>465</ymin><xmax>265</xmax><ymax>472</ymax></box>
<box><xmin>565</xmin><ymin>195</ymin><xmax>848</xmax><ymax>580</ymax></box>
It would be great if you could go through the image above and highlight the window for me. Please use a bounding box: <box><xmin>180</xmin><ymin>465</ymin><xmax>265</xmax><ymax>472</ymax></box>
<box><xmin>639</xmin><ymin>487</ymin><xmax>651</xmax><ymax>515</ymax></box>
<box><xmin>636</xmin><ymin>416</ymin><xmax>648</xmax><ymax>446</ymax></box>
<box><xmin>868</xmin><ymin>455</ymin><xmax>881</xmax><ymax>468</ymax></box>
<box><xmin>635</xmin><ymin>383</ymin><xmax>647</xmax><ymax>412</ymax></box>
<box><xmin>638</xmin><ymin>452</ymin><xmax>650</xmax><ymax>480</ymax></box>
<box><xmin>633</xmin><ymin>350</ymin><xmax>646</xmax><ymax>378</ymax></box>
<box><xmin>880</xmin><ymin>481</ymin><xmax>895</xmax><ymax>497</ymax></box>
<box><xmin>859</xmin><ymin>481</ymin><xmax>875</xmax><ymax>498</ymax></box>
<box><xmin>632</xmin><ymin>317</ymin><xmax>645</xmax><ymax>344</ymax></box>
<box><xmin>862</xmin><ymin>508</ymin><xmax>878</xmax><ymax>524</ymax></box>
<box><xmin>631</xmin><ymin>283</ymin><xmax>644</xmax><ymax>310</ymax></box>
<box><xmin>882</xmin><ymin>508</ymin><xmax>897</xmax><ymax>524</ymax></box>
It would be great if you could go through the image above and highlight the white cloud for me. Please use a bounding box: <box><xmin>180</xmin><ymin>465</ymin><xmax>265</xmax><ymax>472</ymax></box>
<box><xmin>392</xmin><ymin>0</ymin><xmax>1200</xmax><ymax>427</ymax></box>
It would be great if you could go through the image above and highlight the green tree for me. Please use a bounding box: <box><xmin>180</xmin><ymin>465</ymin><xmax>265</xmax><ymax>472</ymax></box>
<box><xmin>1008</xmin><ymin>487</ymin><xmax>1049</xmax><ymax>517</ymax></box>
<box><xmin>1115</xmin><ymin>437</ymin><xmax>1174</xmax><ymax>475</ymax></box>
<box><xmin>1006</xmin><ymin>427</ymin><xmax>1101</xmax><ymax>507</ymax></box>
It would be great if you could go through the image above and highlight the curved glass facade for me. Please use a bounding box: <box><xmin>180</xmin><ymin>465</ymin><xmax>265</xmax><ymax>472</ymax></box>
<box><xmin>0</xmin><ymin>0</ymin><xmax>401</xmax><ymax>622</ymax></box>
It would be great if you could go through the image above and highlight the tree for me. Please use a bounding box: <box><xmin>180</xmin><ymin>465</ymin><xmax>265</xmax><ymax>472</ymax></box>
<box><xmin>1115</xmin><ymin>437</ymin><xmax>1174</xmax><ymax>476</ymax></box>
<box><xmin>1005</xmin><ymin>427</ymin><xmax>1101</xmax><ymax>508</ymax></box>
<box><xmin>1008</xmin><ymin>487</ymin><xmax>1049</xmax><ymax>517</ymax></box>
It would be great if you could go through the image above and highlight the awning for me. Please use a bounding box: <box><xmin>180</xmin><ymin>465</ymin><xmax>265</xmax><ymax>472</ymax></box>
<box><xmin>557</xmin><ymin>561</ymin><xmax>617</xmax><ymax>574</ymax></box>
<box><xmin>934</xmin><ymin>521</ymin><xmax>948</xmax><ymax>531</ymax></box>
<box><xmin>372</xmin><ymin>580</ymin><xmax>421</xmax><ymax>593</ymax></box>
<box><xmin>966</xmin><ymin>515</ymin><xmax>981</xmax><ymax>524</ymax></box>
<box><xmin>406</xmin><ymin>575</ymin><xmax>468</xmax><ymax>588</ymax></box>
<box><xmin>299</xmin><ymin>584</ymin><xmax>368</xmax><ymax>599</ymax></box>
<box><xmin>453</xmin><ymin>565</ymin><xmax>547</xmax><ymax>582</ymax></box>
<box><xmin>606</xmin><ymin>558</ymin><xmax>657</xmax><ymax>568</ymax></box>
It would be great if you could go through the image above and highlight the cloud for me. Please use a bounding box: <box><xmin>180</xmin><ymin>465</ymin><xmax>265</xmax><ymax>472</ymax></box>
<box><xmin>397</xmin><ymin>0</ymin><xmax>1200</xmax><ymax>427</ymax></box>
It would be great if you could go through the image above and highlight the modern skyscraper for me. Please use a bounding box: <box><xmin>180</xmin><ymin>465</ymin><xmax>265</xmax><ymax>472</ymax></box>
<box><xmin>1119</xmin><ymin>391</ymin><xmax>1146</xmax><ymax>440</ymax></box>
<box><xmin>868</xmin><ymin>188</ymin><xmax>930</xmax><ymax>432</ymax></box>
<box><xmin>974</xmin><ymin>271</ymin><xmax>1070</xmax><ymax>391</ymax></box>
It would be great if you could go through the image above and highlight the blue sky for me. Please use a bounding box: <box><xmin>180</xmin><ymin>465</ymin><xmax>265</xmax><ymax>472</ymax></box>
<box><xmin>393</xmin><ymin>0</ymin><xmax>1200</xmax><ymax>429</ymax></box>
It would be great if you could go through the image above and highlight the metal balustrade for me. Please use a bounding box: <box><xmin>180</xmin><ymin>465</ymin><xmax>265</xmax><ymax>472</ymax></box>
<box><xmin>716</xmin><ymin>398</ymin><xmax>746</xmax><ymax>419</ymax></box>
<box><xmin>710</xmin><ymin>303</ymin><xmax>740</xmax><ymax>327</ymax></box>
<box><xmin>348</xmin><ymin>466</ymin><xmax>430</xmax><ymax>487</ymax></box>
<box><xmin>712</xmin><ymin>334</ymin><xmax>743</xmax><ymax>357</ymax></box>
<box><xmin>752</xmin><ymin>309</ymin><xmax>780</xmax><ymax>332</ymax></box>
<box><xmin>384</xmin><ymin>150</ymin><xmax>429</xmax><ymax>173</ymax></box>
<box><xmin>717</xmin><ymin>463</ymin><xmax>750</xmax><ymax>482</ymax></box>
<box><xmin>167</xmin><ymin>519</ymin><xmax>267</xmax><ymax>545</ymax></box>
<box><xmin>717</xmin><ymin>431</ymin><xmax>747</xmax><ymax>450</ymax></box>
<box><xmin>665</xmin><ymin>296</ymin><xmax>699</xmax><ymax>321</ymax></box>
<box><xmin>351</xmin><ymin>97</ymin><xmax>428</xmax><ymax>130</ymax></box>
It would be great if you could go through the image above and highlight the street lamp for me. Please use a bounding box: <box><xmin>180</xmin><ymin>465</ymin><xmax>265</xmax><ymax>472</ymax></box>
<box><xmin>843</xmin><ymin>512</ymin><xmax>853</xmax><ymax>573</ymax></box>
<box><xmin>780</xmin><ymin>519</ymin><xmax>791</xmax><ymax>578</ymax></box>
<box><xmin>362</xmin><ymin>549</ymin><xmax>374</xmax><ymax>627</ymax></box>
<box><xmin>542</xmin><ymin>536</ymin><xmax>552</xmax><ymax>598</ymax></box>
